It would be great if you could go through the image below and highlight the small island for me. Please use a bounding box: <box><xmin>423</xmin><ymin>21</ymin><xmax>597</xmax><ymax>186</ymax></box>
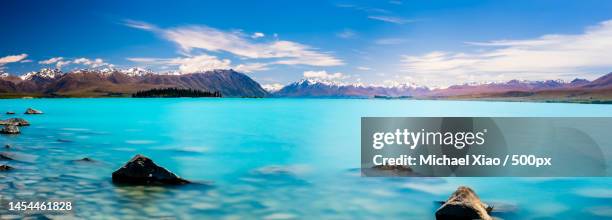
<box><xmin>132</xmin><ymin>88</ymin><xmax>222</xmax><ymax>98</ymax></box>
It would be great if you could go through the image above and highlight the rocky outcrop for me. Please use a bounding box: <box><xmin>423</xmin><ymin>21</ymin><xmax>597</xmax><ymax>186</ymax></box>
<box><xmin>1</xmin><ymin>125</ymin><xmax>20</xmax><ymax>134</ymax></box>
<box><xmin>0</xmin><ymin>164</ymin><xmax>13</xmax><ymax>171</ymax></box>
<box><xmin>6</xmin><ymin>111</ymin><xmax>15</xmax><ymax>115</ymax></box>
<box><xmin>112</xmin><ymin>154</ymin><xmax>190</xmax><ymax>185</ymax></box>
<box><xmin>436</xmin><ymin>186</ymin><xmax>492</xmax><ymax>220</ymax></box>
<box><xmin>0</xmin><ymin>118</ymin><xmax>30</xmax><ymax>126</ymax></box>
<box><xmin>25</xmin><ymin>108</ymin><xmax>43</xmax><ymax>114</ymax></box>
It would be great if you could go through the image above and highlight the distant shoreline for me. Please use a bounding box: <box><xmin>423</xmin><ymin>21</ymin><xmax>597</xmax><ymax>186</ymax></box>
<box><xmin>0</xmin><ymin>95</ymin><xmax>610</xmax><ymax>104</ymax></box>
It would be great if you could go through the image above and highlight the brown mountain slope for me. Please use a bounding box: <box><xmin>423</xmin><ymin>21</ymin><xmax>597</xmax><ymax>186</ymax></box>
<box><xmin>0</xmin><ymin>69</ymin><xmax>268</xmax><ymax>98</ymax></box>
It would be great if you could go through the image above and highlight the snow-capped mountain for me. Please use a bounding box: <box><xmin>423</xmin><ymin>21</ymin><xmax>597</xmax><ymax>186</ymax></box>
<box><xmin>429</xmin><ymin>78</ymin><xmax>591</xmax><ymax>96</ymax></box>
<box><xmin>72</xmin><ymin>67</ymin><xmax>117</xmax><ymax>75</ymax></box>
<box><xmin>160</xmin><ymin>70</ymin><xmax>182</xmax><ymax>76</ymax></box>
<box><xmin>120</xmin><ymin>67</ymin><xmax>155</xmax><ymax>77</ymax></box>
<box><xmin>274</xmin><ymin>78</ymin><xmax>429</xmax><ymax>97</ymax></box>
<box><xmin>261</xmin><ymin>83</ymin><xmax>284</xmax><ymax>92</ymax></box>
<box><xmin>1</xmin><ymin>68</ymin><xmax>268</xmax><ymax>97</ymax></box>
<box><xmin>0</xmin><ymin>70</ymin><xmax>9</xmax><ymax>78</ymax></box>
<box><xmin>1</xmin><ymin>66</ymin><xmax>611</xmax><ymax>99</ymax></box>
<box><xmin>20</xmin><ymin>68</ymin><xmax>64</xmax><ymax>81</ymax></box>
<box><xmin>273</xmin><ymin>74</ymin><xmax>612</xmax><ymax>98</ymax></box>
<box><xmin>70</xmin><ymin>67</ymin><xmax>154</xmax><ymax>77</ymax></box>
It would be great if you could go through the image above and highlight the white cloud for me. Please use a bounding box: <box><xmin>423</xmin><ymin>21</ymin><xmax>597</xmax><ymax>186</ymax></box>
<box><xmin>124</xmin><ymin>19</ymin><xmax>158</xmax><ymax>31</ymax></box>
<box><xmin>251</xmin><ymin>32</ymin><xmax>265</xmax><ymax>39</ymax></box>
<box><xmin>0</xmin><ymin>54</ymin><xmax>28</xmax><ymax>66</ymax></box>
<box><xmin>175</xmin><ymin>55</ymin><xmax>231</xmax><ymax>73</ymax></box>
<box><xmin>336</xmin><ymin>4</ymin><xmax>389</xmax><ymax>14</ymax></box>
<box><xmin>337</xmin><ymin>29</ymin><xmax>356</xmax><ymax>39</ymax></box>
<box><xmin>130</xmin><ymin>56</ymin><xmax>269</xmax><ymax>73</ymax></box>
<box><xmin>39</xmin><ymin>57</ymin><xmax>64</xmax><ymax>65</ymax></box>
<box><xmin>39</xmin><ymin>57</ymin><xmax>71</xmax><ymax>68</ymax></box>
<box><xmin>303</xmin><ymin>70</ymin><xmax>347</xmax><ymax>80</ymax></box>
<box><xmin>128</xmin><ymin>54</ymin><xmax>231</xmax><ymax>73</ymax></box>
<box><xmin>73</xmin><ymin>58</ymin><xmax>112</xmax><ymax>68</ymax></box>
<box><xmin>56</xmin><ymin>60</ymin><xmax>72</xmax><ymax>69</ymax></box>
<box><xmin>401</xmin><ymin>20</ymin><xmax>612</xmax><ymax>87</ymax></box>
<box><xmin>125</xmin><ymin>20</ymin><xmax>343</xmax><ymax>67</ymax></box>
<box><xmin>234</xmin><ymin>63</ymin><xmax>269</xmax><ymax>73</ymax></box>
<box><xmin>262</xmin><ymin>83</ymin><xmax>284</xmax><ymax>92</ymax></box>
<box><xmin>368</xmin><ymin>15</ymin><xmax>412</xmax><ymax>24</ymax></box>
<box><xmin>357</xmin><ymin>66</ymin><xmax>372</xmax><ymax>71</ymax></box>
<box><xmin>39</xmin><ymin>57</ymin><xmax>112</xmax><ymax>69</ymax></box>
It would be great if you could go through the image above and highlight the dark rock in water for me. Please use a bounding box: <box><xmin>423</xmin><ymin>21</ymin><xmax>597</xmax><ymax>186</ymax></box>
<box><xmin>25</xmin><ymin>108</ymin><xmax>43</xmax><ymax>114</ymax></box>
<box><xmin>0</xmin><ymin>164</ymin><xmax>13</xmax><ymax>171</ymax></box>
<box><xmin>0</xmin><ymin>118</ymin><xmax>30</xmax><ymax>126</ymax></box>
<box><xmin>373</xmin><ymin>164</ymin><xmax>413</xmax><ymax>172</ymax></box>
<box><xmin>24</xmin><ymin>213</ymin><xmax>52</xmax><ymax>220</ymax></box>
<box><xmin>112</xmin><ymin>154</ymin><xmax>190</xmax><ymax>185</ymax></box>
<box><xmin>366</xmin><ymin>164</ymin><xmax>418</xmax><ymax>176</ymax></box>
<box><xmin>0</xmin><ymin>153</ymin><xmax>14</xmax><ymax>160</ymax></box>
<box><xmin>436</xmin><ymin>186</ymin><xmax>492</xmax><ymax>220</ymax></box>
<box><xmin>75</xmin><ymin>157</ymin><xmax>94</xmax><ymax>162</ymax></box>
<box><xmin>1</xmin><ymin>125</ymin><xmax>20</xmax><ymax>134</ymax></box>
<box><xmin>6</xmin><ymin>111</ymin><xmax>15</xmax><ymax>115</ymax></box>
<box><xmin>4</xmin><ymin>144</ymin><xmax>10</xmax><ymax>149</ymax></box>
<box><xmin>57</xmin><ymin>139</ymin><xmax>72</xmax><ymax>143</ymax></box>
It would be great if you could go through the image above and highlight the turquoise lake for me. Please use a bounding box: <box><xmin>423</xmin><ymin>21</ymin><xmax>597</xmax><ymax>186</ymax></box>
<box><xmin>0</xmin><ymin>98</ymin><xmax>611</xmax><ymax>219</ymax></box>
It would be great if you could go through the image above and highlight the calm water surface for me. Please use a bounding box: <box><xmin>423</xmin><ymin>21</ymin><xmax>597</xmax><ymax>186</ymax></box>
<box><xmin>0</xmin><ymin>98</ymin><xmax>611</xmax><ymax>219</ymax></box>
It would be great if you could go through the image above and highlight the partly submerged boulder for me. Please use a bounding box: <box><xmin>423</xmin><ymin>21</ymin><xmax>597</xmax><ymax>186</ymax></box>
<box><xmin>74</xmin><ymin>157</ymin><xmax>94</xmax><ymax>163</ymax></box>
<box><xmin>373</xmin><ymin>164</ymin><xmax>414</xmax><ymax>172</ymax></box>
<box><xmin>6</xmin><ymin>111</ymin><xmax>15</xmax><ymax>115</ymax></box>
<box><xmin>25</xmin><ymin>108</ymin><xmax>43</xmax><ymax>114</ymax></box>
<box><xmin>79</xmin><ymin>157</ymin><xmax>93</xmax><ymax>162</ymax></box>
<box><xmin>364</xmin><ymin>164</ymin><xmax>418</xmax><ymax>176</ymax></box>
<box><xmin>436</xmin><ymin>186</ymin><xmax>492</xmax><ymax>220</ymax></box>
<box><xmin>0</xmin><ymin>164</ymin><xmax>13</xmax><ymax>171</ymax></box>
<box><xmin>0</xmin><ymin>118</ymin><xmax>30</xmax><ymax>126</ymax></box>
<box><xmin>112</xmin><ymin>154</ymin><xmax>190</xmax><ymax>185</ymax></box>
<box><xmin>0</xmin><ymin>153</ymin><xmax>15</xmax><ymax>160</ymax></box>
<box><xmin>1</xmin><ymin>125</ymin><xmax>20</xmax><ymax>134</ymax></box>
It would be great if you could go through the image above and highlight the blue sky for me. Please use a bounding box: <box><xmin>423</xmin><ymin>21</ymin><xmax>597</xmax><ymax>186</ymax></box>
<box><xmin>2</xmin><ymin>0</ymin><xmax>612</xmax><ymax>88</ymax></box>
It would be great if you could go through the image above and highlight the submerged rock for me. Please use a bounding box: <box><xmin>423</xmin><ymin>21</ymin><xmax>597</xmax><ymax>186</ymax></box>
<box><xmin>6</xmin><ymin>111</ymin><xmax>15</xmax><ymax>115</ymax></box>
<box><xmin>436</xmin><ymin>186</ymin><xmax>492</xmax><ymax>220</ymax></box>
<box><xmin>1</xmin><ymin>125</ymin><xmax>20</xmax><ymax>134</ymax></box>
<box><xmin>0</xmin><ymin>164</ymin><xmax>13</xmax><ymax>171</ymax></box>
<box><xmin>25</xmin><ymin>108</ymin><xmax>43</xmax><ymax>114</ymax></box>
<box><xmin>365</xmin><ymin>164</ymin><xmax>418</xmax><ymax>176</ymax></box>
<box><xmin>4</xmin><ymin>144</ymin><xmax>10</xmax><ymax>149</ymax></box>
<box><xmin>0</xmin><ymin>153</ymin><xmax>14</xmax><ymax>160</ymax></box>
<box><xmin>112</xmin><ymin>154</ymin><xmax>190</xmax><ymax>185</ymax></box>
<box><xmin>0</xmin><ymin>118</ymin><xmax>30</xmax><ymax>126</ymax></box>
<box><xmin>75</xmin><ymin>157</ymin><xmax>94</xmax><ymax>162</ymax></box>
<box><xmin>373</xmin><ymin>164</ymin><xmax>413</xmax><ymax>172</ymax></box>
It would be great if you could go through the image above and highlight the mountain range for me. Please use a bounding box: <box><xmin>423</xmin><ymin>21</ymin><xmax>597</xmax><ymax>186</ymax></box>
<box><xmin>273</xmin><ymin>79</ymin><xmax>430</xmax><ymax>98</ymax></box>
<box><xmin>273</xmin><ymin>72</ymin><xmax>612</xmax><ymax>102</ymax></box>
<box><xmin>1</xmin><ymin>68</ymin><xmax>611</xmax><ymax>102</ymax></box>
<box><xmin>0</xmin><ymin>68</ymin><xmax>268</xmax><ymax>98</ymax></box>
